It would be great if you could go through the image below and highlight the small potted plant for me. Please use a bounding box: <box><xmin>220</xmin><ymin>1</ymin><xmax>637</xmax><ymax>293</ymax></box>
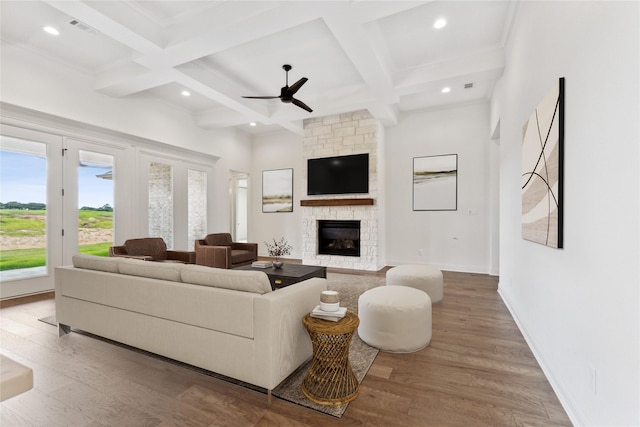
<box><xmin>264</xmin><ymin>237</ymin><xmax>292</xmax><ymax>268</ymax></box>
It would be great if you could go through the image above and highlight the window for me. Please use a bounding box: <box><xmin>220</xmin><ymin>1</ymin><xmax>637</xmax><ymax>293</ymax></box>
<box><xmin>148</xmin><ymin>162</ymin><xmax>173</xmax><ymax>248</ymax></box>
<box><xmin>188</xmin><ymin>169</ymin><xmax>207</xmax><ymax>249</ymax></box>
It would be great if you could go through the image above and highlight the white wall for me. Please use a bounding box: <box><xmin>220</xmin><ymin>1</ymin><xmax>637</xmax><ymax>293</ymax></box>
<box><xmin>493</xmin><ymin>2</ymin><xmax>639</xmax><ymax>425</ymax></box>
<box><xmin>385</xmin><ymin>102</ymin><xmax>493</xmax><ymax>273</ymax></box>
<box><xmin>250</xmin><ymin>130</ymin><xmax>304</xmax><ymax>258</ymax></box>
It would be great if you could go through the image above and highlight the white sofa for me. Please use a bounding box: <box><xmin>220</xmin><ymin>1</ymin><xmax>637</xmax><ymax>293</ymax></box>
<box><xmin>55</xmin><ymin>254</ymin><xmax>327</xmax><ymax>393</ymax></box>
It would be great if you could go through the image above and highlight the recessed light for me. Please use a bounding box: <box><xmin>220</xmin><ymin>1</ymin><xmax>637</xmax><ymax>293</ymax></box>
<box><xmin>181</xmin><ymin>90</ymin><xmax>191</xmax><ymax>97</ymax></box>
<box><xmin>43</xmin><ymin>26</ymin><xmax>60</xmax><ymax>36</ymax></box>
<box><xmin>433</xmin><ymin>18</ymin><xmax>447</xmax><ymax>29</ymax></box>
<box><xmin>249</xmin><ymin>122</ymin><xmax>257</xmax><ymax>127</ymax></box>
<box><xmin>441</xmin><ymin>87</ymin><xmax>451</xmax><ymax>93</ymax></box>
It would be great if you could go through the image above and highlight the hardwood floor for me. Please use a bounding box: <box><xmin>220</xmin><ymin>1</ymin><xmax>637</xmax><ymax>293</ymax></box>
<box><xmin>0</xmin><ymin>270</ymin><xmax>572</xmax><ymax>426</ymax></box>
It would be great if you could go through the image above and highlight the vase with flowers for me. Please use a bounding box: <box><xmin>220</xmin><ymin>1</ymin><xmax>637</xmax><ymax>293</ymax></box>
<box><xmin>265</xmin><ymin>237</ymin><xmax>292</xmax><ymax>268</ymax></box>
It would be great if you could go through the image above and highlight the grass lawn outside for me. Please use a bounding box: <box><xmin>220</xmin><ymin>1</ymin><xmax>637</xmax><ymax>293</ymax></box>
<box><xmin>0</xmin><ymin>242</ymin><xmax>111</xmax><ymax>271</ymax></box>
<box><xmin>0</xmin><ymin>209</ymin><xmax>46</xmax><ymax>235</ymax></box>
<box><xmin>0</xmin><ymin>209</ymin><xmax>113</xmax><ymax>271</ymax></box>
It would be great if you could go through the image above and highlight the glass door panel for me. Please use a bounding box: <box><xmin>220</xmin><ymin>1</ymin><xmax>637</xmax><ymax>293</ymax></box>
<box><xmin>77</xmin><ymin>150</ymin><xmax>114</xmax><ymax>256</ymax></box>
<box><xmin>0</xmin><ymin>139</ymin><xmax>48</xmax><ymax>278</ymax></box>
<box><xmin>148</xmin><ymin>162</ymin><xmax>173</xmax><ymax>248</ymax></box>
<box><xmin>0</xmin><ymin>129</ymin><xmax>63</xmax><ymax>299</ymax></box>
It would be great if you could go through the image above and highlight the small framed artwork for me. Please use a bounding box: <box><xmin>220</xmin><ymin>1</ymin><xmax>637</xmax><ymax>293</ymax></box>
<box><xmin>413</xmin><ymin>154</ymin><xmax>458</xmax><ymax>211</ymax></box>
<box><xmin>521</xmin><ymin>77</ymin><xmax>564</xmax><ymax>248</ymax></box>
<box><xmin>262</xmin><ymin>168</ymin><xmax>293</xmax><ymax>213</ymax></box>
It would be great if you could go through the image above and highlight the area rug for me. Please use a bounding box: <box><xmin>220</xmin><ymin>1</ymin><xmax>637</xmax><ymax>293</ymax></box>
<box><xmin>39</xmin><ymin>271</ymin><xmax>384</xmax><ymax>418</ymax></box>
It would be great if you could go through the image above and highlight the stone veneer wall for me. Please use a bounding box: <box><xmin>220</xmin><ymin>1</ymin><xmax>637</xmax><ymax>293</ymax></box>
<box><xmin>301</xmin><ymin>110</ymin><xmax>382</xmax><ymax>271</ymax></box>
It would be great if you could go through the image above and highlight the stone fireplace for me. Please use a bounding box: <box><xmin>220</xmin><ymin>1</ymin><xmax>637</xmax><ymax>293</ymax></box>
<box><xmin>301</xmin><ymin>110</ymin><xmax>384</xmax><ymax>271</ymax></box>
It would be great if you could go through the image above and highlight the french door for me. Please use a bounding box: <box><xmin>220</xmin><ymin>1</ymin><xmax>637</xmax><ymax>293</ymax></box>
<box><xmin>62</xmin><ymin>138</ymin><xmax>130</xmax><ymax>262</ymax></box>
<box><xmin>0</xmin><ymin>125</ymin><xmax>128</xmax><ymax>299</ymax></box>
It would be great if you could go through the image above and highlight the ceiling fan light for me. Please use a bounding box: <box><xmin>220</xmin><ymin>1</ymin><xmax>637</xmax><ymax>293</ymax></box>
<box><xmin>434</xmin><ymin>18</ymin><xmax>447</xmax><ymax>29</ymax></box>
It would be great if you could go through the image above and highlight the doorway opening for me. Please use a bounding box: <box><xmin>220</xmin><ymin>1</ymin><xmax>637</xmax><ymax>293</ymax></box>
<box><xmin>229</xmin><ymin>172</ymin><xmax>248</xmax><ymax>242</ymax></box>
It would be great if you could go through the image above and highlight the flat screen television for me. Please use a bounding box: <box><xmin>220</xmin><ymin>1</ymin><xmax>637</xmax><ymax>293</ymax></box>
<box><xmin>307</xmin><ymin>153</ymin><xmax>369</xmax><ymax>195</ymax></box>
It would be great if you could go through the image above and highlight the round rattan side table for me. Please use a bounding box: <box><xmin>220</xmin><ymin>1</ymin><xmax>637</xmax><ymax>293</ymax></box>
<box><xmin>301</xmin><ymin>311</ymin><xmax>360</xmax><ymax>405</ymax></box>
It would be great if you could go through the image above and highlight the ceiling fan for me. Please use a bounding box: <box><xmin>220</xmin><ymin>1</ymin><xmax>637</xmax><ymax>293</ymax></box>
<box><xmin>242</xmin><ymin>64</ymin><xmax>313</xmax><ymax>112</ymax></box>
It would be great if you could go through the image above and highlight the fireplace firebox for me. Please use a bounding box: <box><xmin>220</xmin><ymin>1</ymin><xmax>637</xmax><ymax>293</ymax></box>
<box><xmin>318</xmin><ymin>220</ymin><xmax>361</xmax><ymax>257</ymax></box>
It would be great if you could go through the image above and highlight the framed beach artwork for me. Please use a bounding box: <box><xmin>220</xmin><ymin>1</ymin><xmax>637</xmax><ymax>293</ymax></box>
<box><xmin>262</xmin><ymin>168</ymin><xmax>293</xmax><ymax>213</ymax></box>
<box><xmin>413</xmin><ymin>154</ymin><xmax>458</xmax><ymax>211</ymax></box>
<box><xmin>521</xmin><ymin>77</ymin><xmax>564</xmax><ymax>248</ymax></box>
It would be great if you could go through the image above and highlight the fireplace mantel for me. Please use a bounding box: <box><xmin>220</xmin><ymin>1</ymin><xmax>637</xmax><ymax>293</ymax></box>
<box><xmin>300</xmin><ymin>198</ymin><xmax>375</xmax><ymax>207</ymax></box>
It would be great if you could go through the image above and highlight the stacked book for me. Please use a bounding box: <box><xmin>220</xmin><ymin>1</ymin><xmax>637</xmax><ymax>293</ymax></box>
<box><xmin>310</xmin><ymin>305</ymin><xmax>347</xmax><ymax>322</ymax></box>
<box><xmin>251</xmin><ymin>260</ymin><xmax>273</xmax><ymax>268</ymax></box>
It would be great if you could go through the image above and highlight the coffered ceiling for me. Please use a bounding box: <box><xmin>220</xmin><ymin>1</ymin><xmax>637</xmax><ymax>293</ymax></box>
<box><xmin>0</xmin><ymin>1</ymin><xmax>515</xmax><ymax>135</ymax></box>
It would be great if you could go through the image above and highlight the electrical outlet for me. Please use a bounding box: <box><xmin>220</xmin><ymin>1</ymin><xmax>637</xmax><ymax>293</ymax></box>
<box><xmin>418</xmin><ymin>249</ymin><xmax>424</xmax><ymax>256</ymax></box>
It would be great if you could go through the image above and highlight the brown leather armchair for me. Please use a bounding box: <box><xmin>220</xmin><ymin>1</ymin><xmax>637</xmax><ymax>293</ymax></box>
<box><xmin>109</xmin><ymin>237</ymin><xmax>195</xmax><ymax>264</ymax></box>
<box><xmin>195</xmin><ymin>233</ymin><xmax>257</xmax><ymax>269</ymax></box>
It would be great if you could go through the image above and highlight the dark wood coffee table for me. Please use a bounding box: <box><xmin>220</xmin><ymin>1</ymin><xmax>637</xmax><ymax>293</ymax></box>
<box><xmin>234</xmin><ymin>263</ymin><xmax>327</xmax><ymax>290</ymax></box>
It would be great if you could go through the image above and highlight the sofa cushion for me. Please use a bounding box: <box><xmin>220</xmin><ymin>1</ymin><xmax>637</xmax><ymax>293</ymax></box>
<box><xmin>117</xmin><ymin>258</ymin><xmax>182</xmax><ymax>282</ymax></box>
<box><xmin>72</xmin><ymin>254</ymin><xmax>120</xmax><ymax>273</ymax></box>
<box><xmin>181</xmin><ymin>264</ymin><xmax>272</xmax><ymax>294</ymax></box>
<box><xmin>231</xmin><ymin>249</ymin><xmax>256</xmax><ymax>264</ymax></box>
<box><xmin>204</xmin><ymin>233</ymin><xmax>232</xmax><ymax>247</ymax></box>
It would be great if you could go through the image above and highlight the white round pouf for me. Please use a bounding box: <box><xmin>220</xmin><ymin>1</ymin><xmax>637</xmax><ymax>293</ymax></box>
<box><xmin>386</xmin><ymin>265</ymin><xmax>444</xmax><ymax>304</ymax></box>
<box><xmin>358</xmin><ymin>286</ymin><xmax>431</xmax><ymax>353</ymax></box>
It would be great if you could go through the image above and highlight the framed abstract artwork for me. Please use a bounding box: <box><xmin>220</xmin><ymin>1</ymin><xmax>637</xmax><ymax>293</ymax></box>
<box><xmin>521</xmin><ymin>77</ymin><xmax>565</xmax><ymax>248</ymax></box>
<box><xmin>262</xmin><ymin>168</ymin><xmax>293</xmax><ymax>213</ymax></box>
<box><xmin>413</xmin><ymin>154</ymin><xmax>458</xmax><ymax>211</ymax></box>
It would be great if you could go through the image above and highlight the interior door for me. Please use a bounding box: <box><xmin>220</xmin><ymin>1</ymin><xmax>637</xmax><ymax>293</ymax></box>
<box><xmin>236</xmin><ymin>178</ymin><xmax>248</xmax><ymax>242</ymax></box>
<box><xmin>229</xmin><ymin>172</ymin><xmax>248</xmax><ymax>242</ymax></box>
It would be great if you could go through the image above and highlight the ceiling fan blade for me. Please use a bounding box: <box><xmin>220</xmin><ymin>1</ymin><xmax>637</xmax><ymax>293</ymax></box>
<box><xmin>242</xmin><ymin>96</ymin><xmax>280</xmax><ymax>99</ymax></box>
<box><xmin>287</xmin><ymin>77</ymin><xmax>308</xmax><ymax>96</ymax></box>
<box><xmin>292</xmin><ymin>98</ymin><xmax>313</xmax><ymax>113</ymax></box>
